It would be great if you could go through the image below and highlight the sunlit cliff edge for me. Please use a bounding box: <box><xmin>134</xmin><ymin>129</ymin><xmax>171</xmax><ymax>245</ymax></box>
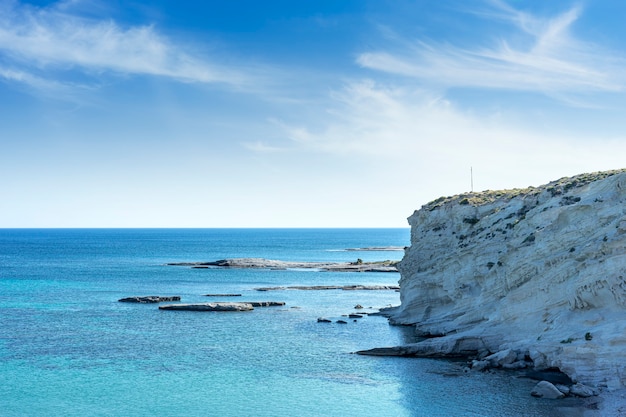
<box><xmin>381</xmin><ymin>169</ymin><xmax>626</xmax><ymax>390</ymax></box>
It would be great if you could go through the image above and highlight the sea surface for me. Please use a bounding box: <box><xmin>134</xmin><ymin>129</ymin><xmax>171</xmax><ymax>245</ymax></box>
<box><xmin>0</xmin><ymin>228</ymin><xmax>590</xmax><ymax>416</ymax></box>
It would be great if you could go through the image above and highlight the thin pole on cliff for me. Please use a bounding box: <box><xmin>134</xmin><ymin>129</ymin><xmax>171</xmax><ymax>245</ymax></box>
<box><xmin>471</xmin><ymin>167</ymin><xmax>474</xmax><ymax>192</ymax></box>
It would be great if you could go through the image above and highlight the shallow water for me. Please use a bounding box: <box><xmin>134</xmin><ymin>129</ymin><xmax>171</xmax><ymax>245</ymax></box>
<box><xmin>0</xmin><ymin>229</ymin><xmax>593</xmax><ymax>416</ymax></box>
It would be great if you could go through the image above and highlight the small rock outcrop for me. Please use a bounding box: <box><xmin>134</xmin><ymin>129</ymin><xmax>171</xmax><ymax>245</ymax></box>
<box><xmin>376</xmin><ymin>169</ymin><xmax>626</xmax><ymax>390</ymax></box>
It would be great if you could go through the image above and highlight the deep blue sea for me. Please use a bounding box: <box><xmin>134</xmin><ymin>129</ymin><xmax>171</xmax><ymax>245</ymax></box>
<box><xmin>0</xmin><ymin>229</ymin><xmax>588</xmax><ymax>416</ymax></box>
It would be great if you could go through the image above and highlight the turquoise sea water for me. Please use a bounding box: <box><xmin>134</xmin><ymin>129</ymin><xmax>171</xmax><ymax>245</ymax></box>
<box><xmin>0</xmin><ymin>229</ymin><xmax>588</xmax><ymax>416</ymax></box>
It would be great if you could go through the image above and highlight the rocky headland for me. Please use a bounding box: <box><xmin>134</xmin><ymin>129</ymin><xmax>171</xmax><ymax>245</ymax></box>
<box><xmin>359</xmin><ymin>169</ymin><xmax>626</xmax><ymax>402</ymax></box>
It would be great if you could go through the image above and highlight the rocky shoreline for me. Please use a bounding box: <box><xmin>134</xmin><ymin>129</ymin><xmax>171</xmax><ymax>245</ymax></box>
<box><xmin>356</xmin><ymin>336</ymin><xmax>600</xmax><ymax>401</ymax></box>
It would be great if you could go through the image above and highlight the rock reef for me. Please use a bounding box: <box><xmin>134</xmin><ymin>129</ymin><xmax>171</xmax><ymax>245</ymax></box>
<box><xmin>371</xmin><ymin>169</ymin><xmax>626</xmax><ymax>391</ymax></box>
<box><xmin>159</xmin><ymin>302</ymin><xmax>255</xmax><ymax>312</ymax></box>
<box><xmin>118</xmin><ymin>296</ymin><xmax>181</xmax><ymax>303</ymax></box>
<box><xmin>168</xmin><ymin>258</ymin><xmax>399</xmax><ymax>273</ymax></box>
<box><xmin>158</xmin><ymin>301</ymin><xmax>286</xmax><ymax>312</ymax></box>
<box><xmin>254</xmin><ymin>285</ymin><xmax>399</xmax><ymax>291</ymax></box>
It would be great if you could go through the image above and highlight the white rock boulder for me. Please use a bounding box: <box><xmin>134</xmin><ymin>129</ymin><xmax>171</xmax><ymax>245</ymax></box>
<box><xmin>531</xmin><ymin>381</ymin><xmax>565</xmax><ymax>399</ymax></box>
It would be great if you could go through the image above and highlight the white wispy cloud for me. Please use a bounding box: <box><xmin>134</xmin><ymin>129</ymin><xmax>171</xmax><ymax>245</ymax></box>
<box><xmin>268</xmin><ymin>76</ymin><xmax>626</xmax><ymax>198</ymax></box>
<box><xmin>243</xmin><ymin>0</ymin><xmax>626</xmax><ymax>196</ymax></box>
<box><xmin>357</xmin><ymin>2</ymin><xmax>624</xmax><ymax>95</ymax></box>
<box><xmin>241</xmin><ymin>140</ymin><xmax>287</xmax><ymax>153</ymax></box>
<box><xmin>0</xmin><ymin>1</ymin><xmax>248</xmax><ymax>90</ymax></box>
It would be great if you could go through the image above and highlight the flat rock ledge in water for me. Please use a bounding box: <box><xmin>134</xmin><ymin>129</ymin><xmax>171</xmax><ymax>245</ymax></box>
<box><xmin>159</xmin><ymin>302</ymin><xmax>254</xmax><ymax>312</ymax></box>
<box><xmin>356</xmin><ymin>336</ymin><xmax>489</xmax><ymax>359</ymax></box>
<box><xmin>119</xmin><ymin>296</ymin><xmax>181</xmax><ymax>303</ymax></box>
<box><xmin>356</xmin><ymin>337</ymin><xmax>600</xmax><ymax>400</ymax></box>
<box><xmin>344</xmin><ymin>246</ymin><xmax>405</xmax><ymax>252</ymax></box>
<box><xmin>158</xmin><ymin>301</ymin><xmax>286</xmax><ymax>312</ymax></box>
<box><xmin>255</xmin><ymin>285</ymin><xmax>399</xmax><ymax>291</ymax></box>
<box><xmin>167</xmin><ymin>258</ymin><xmax>398</xmax><ymax>273</ymax></box>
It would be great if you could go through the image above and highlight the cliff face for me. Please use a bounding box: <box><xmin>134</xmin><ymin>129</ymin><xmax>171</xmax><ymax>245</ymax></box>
<box><xmin>392</xmin><ymin>169</ymin><xmax>626</xmax><ymax>389</ymax></box>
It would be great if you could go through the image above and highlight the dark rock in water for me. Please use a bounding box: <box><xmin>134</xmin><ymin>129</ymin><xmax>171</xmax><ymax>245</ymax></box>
<box><xmin>317</xmin><ymin>317</ymin><xmax>332</xmax><ymax>323</ymax></box>
<box><xmin>159</xmin><ymin>302</ymin><xmax>253</xmax><ymax>312</ymax></box>
<box><xmin>354</xmin><ymin>304</ymin><xmax>364</xmax><ymax>309</ymax></box>
<box><xmin>246</xmin><ymin>301</ymin><xmax>286</xmax><ymax>307</ymax></box>
<box><xmin>119</xmin><ymin>296</ymin><xmax>181</xmax><ymax>303</ymax></box>
<box><xmin>337</xmin><ymin>320</ymin><xmax>348</xmax><ymax>324</ymax></box>
<box><xmin>349</xmin><ymin>314</ymin><xmax>363</xmax><ymax>318</ymax></box>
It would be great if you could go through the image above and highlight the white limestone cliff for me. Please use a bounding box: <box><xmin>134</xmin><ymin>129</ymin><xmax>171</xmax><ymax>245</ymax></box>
<box><xmin>389</xmin><ymin>169</ymin><xmax>626</xmax><ymax>389</ymax></box>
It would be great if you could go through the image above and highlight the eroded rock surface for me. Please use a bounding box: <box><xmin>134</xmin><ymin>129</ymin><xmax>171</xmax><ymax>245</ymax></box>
<box><xmin>381</xmin><ymin>169</ymin><xmax>626</xmax><ymax>390</ymax></box>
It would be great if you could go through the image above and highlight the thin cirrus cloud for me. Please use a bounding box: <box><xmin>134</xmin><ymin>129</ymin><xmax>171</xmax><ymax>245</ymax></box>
<box><xmin>258</xmin><ymin>2</ymin><xmax>626</xmax><ymax>191</ymax></box>
<box><xmin>356</xmin><ymin>3</ymin><xmax>624</xmax><ymax>95</ymax></box>
<box><xmin>0</xmin><ymin>2</ymin><xmax>248</xmax><ymax>90</ymax></box>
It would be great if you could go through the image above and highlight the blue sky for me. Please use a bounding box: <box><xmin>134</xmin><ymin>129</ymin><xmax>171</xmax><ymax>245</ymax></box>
<box><xmin>2</xmin><ymin>0</ymin><xmax>626</xmax><ymax>227</ymax></box>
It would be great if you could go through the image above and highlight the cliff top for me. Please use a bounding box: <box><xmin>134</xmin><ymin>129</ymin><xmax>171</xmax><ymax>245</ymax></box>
<box><xmin>423</xmin><ymin>168</ymin><xmax>626</xmax><ymax>211</ymax></box>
